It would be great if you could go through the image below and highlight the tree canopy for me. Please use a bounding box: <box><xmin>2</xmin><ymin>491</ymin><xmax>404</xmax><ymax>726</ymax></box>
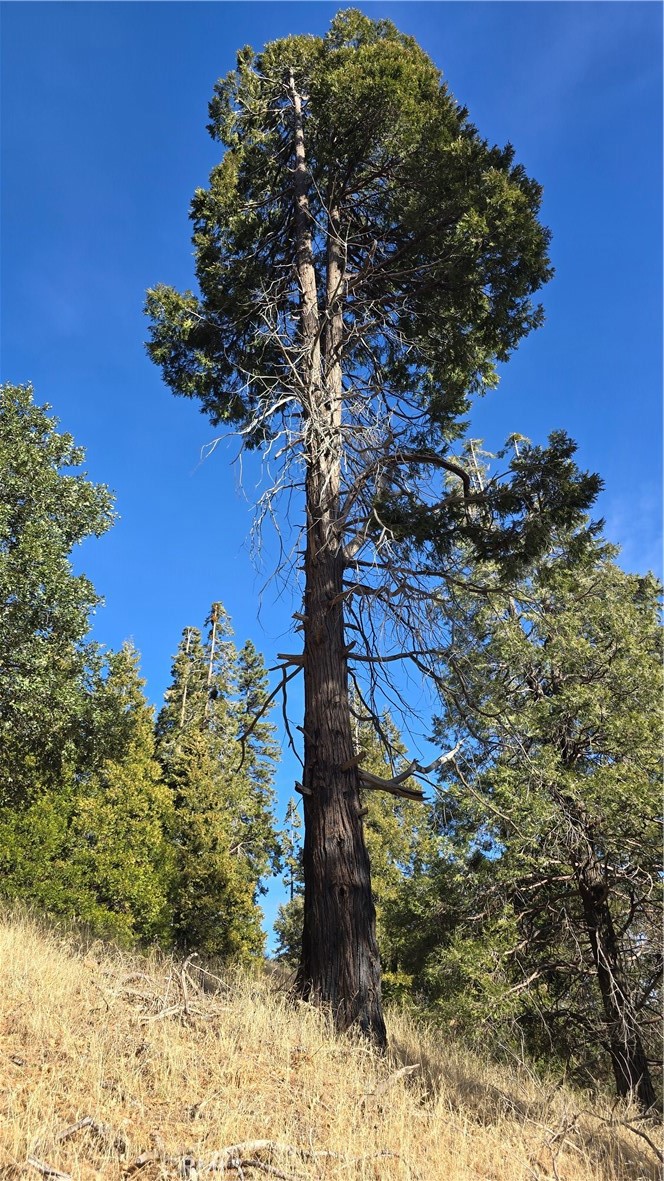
<box><xmin>431</xmin><ymin>534</ymin><xmax>662</xmax><ymax>1108</ymax></box>
<box><xmin>146</xmin><ymin>9</ymin><xmax>601</xmax><ymax>1042</ymax></box>
<box><xmin>0</xmin><ymin>383</ymin><xmax>114</xmax><ymax>806</ymax></box>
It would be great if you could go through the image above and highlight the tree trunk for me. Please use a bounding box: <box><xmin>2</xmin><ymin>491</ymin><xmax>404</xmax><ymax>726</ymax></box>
<box><xmin>296</xmin><ymin>520</ymin><xmax>386</xmax><ymax>1045</ymax></box>
<box><xmin>573</xmin><ymin>848</ymin><xmax>656</xmax><ymax>1111</ymax></box>
<box><xmin>288</xmin><ymin>75</ymin><xmax>386</xmax><ymax>1046</ymax></box>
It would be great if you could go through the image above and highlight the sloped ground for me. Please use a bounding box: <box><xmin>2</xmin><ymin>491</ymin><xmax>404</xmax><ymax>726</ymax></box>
<box><xmin>0</xmin><ymin>915</ymin><xmax>659</xmax><ymax>1181</ymax></box>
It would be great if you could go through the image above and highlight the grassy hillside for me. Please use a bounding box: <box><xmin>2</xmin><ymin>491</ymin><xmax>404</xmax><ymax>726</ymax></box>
<box><xmin>0</xmin><ymin>915</ymin><xmax>659</xmax><ymax>1181</ymax></box>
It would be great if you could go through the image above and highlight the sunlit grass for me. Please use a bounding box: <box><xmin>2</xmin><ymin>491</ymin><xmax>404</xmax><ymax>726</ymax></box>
<box><xmin>0</xmin><ymin>912</ymin><xmax>659</xmax><ymax>1180</ymax></box>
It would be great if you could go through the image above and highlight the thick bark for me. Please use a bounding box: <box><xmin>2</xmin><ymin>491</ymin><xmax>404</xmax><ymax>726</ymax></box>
<box><xmin>288</xmin><ymin>75</ymin><xmax>386</xmax><ymax>1045</ymax></box>
<box><xmin>296</xmin><ymin>526</ymin><xmax>386</xmax><ymax>1045</ymax></box>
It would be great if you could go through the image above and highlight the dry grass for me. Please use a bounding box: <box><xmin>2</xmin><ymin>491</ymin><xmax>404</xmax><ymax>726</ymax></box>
<box><xmin>0</xmin><ymin>914</ymin><xmax>660</xmax><ymax>1181</ymax></box>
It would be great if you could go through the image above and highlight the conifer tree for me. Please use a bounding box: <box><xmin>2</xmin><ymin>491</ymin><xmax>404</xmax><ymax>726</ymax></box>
<box><xmin>0</xmin><ymin>644</ymin><xmax>174</xmax><ymax>944</ymax></box>
<box><xmin>156</xmin><ymin>607</ymin><xmax>279</xmax><ymax>962</ymax></box>
<box><xmin>234</xmin><ymin>639</ymin><xmax>282</xmax><ymax>887</ymax></box>
<box><xmin>146</xmin><ymin>10</ymin><xmax>599</xmax><ymax>1041</ymax></box>
<box><xmin>69</xmin><ymin>643</ymin><xmax>175</xmax><ymax>942</ymax></box>
<box><xmin>274</xmin><ymin>797</ymin><xmax>304</xmax><ymax>967</ymax></box>
<box><xmin>432</xmin><ymin>539</ymin><xmax>662</xmax><ymax>1109</ymax></box>
<box><xmin>355</xmin><ymin>717</ymin><xmax>453</xmax><ymax>999</ymax></box>
<box><xmin>275</xmin><ymin>714</ymin><xmax>449</xmax><ymax>992</ymax></box>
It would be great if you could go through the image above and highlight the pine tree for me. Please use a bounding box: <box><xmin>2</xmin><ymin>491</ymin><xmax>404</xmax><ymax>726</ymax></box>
<box><xmin>156</xmin><ymin>607</ymin><xmax>279</xmax><ymax>962</ymax></box>
<box><xmin>69</xmin><ymin>644</ymin><xmax>175</xmax><ymax>942</ymax></box>
<box><xmin>274</xmin><ymin>797</ymin><xmax>304</xmax><ymax>966</ymax></box>
<box><xmin>0</xmin><ymin>644</ymin><xmax>174</xmax><ymax>944</ymax></box>
<box><xmin>146</xmin><ymin>10</ymin><xmax>599</xmax><ymax>1041</ymax></box>
<box><xmin>233</xmin><ymin>639</ymin><xmax>281</xmax><ymax>888</ymax></box>
<box><xmin>274</xmin><ymin>714</ymin><xmax>450</xmax><ymax>995</ymax></box>
<box><xmin>433</xmin><ymin>539</ymin><xmax>662</xmax><ymax>1109</ymax></box>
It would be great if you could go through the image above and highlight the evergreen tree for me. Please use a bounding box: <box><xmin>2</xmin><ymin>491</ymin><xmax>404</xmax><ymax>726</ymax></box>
<box><xmin>68</xmin><ymin>644</ymin><xmax>175</xmax><ymax>942</ymax></box>
<box><xmin>156</xmin><ymin>607</ymin><xmax>279</xmax><ymax>962</ymax></box>
<box><xmin>0</xmin><ymin>644</ymin><xmax>174</xmax><ymax>944</ymax></box>
<box><xmin>274</xmin><ymin>797</ymin><xmax>304</xmax><ymax>967</ymax></box>
<box><xmin>234</xmin><ymin>639</ymin><xmax>282</xmax><ymax>887</ymax></box>
<box><xmin>146</xmin><ymin>10</ymin><xmax>599</xmax><ymax>1041</ymax></box>
<box><xmin>354</xmin><ymin>716</ymin><xmax>449</xmax><ymax>998</ymax></box>
<box><xmin>432</xmin><ymin>539</ymin><xmax>662</xmax><ymax>1109</ymax></box>
<box><xmin>0</xmin><ymin>384</ymin><xmax>114</xmax><ymax>806</ymax></box>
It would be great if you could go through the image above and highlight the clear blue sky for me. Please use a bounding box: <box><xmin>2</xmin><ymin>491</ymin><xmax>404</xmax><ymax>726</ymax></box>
<box><xmin>2</xmin><ymin>3</ymin><xmax>662</xmax><ymax>937</ymax></box>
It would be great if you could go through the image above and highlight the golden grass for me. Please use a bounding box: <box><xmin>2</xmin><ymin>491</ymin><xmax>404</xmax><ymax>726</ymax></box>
<box><xmin>0</xmin><ymin>913</ymin><xmax>660</xmax><ymax>1181</ymax></box>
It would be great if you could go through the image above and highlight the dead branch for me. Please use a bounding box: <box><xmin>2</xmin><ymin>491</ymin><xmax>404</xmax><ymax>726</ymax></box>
<box><xmin>230</xmin><ymin>1161</ymin><xmax>307</xmax><ymax>1180</ymax></box>
<box><xmin>26</xmin><ymin>1161</ymin><xmax>71</xmax><ymax>1180</ymax></box>
<box><xmin>359</xmin><ymin>770</ymin><xmax>425</xmax><ymax>802</ymax></box>
<box><xmin>236</xmin><ymin>663</ymin><xmax>302</xmax><ymax>772</ymax></box>
<box><xmin>54</xmin><ymin>1116</ymin><xmax>128</xmax><ymax>1155</ymax></box>
<box><xmin>365</xmin><ymin>1062</ymin><xmax>420</xmax><ymax>1103</ymax></box>
<box><xmin>358</xmin><ymin>740</ymin><xmax>462</xmax><ymax>800</ymax></box>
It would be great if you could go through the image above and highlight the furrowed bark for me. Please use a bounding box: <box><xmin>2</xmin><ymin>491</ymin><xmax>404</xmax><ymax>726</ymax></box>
<box><xmin>289</xmin><ymin>74</ymin><xmax>386</xmax><ymax>1045</ymax></box>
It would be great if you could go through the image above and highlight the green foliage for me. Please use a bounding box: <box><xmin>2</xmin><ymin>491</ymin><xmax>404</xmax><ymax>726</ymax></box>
<box><xmin>0</xmin><ymin>384</ymin><xmax>114</xmax><ymax>806</ymax></box>
<box><xmin>354</xmin><ymin>717</ymin><xmax>449</xmax><ymax>999</ymax></box>
<box><xmin>145</xmin><ymin>7</ymin><xmax>601</xmax><ymax>735</ymax></box>
<box><xmin>144</xmin><ymin>9</ymin><xmax>603</xmax><ymax>1034</ymax></box>
<box><xmin>273</xmin><ymin>797</ymin><xmax>304</xmax><ymax>966</ymax></box>
<box><xmin>274</xmin><ymin>893</ymin><xmax>304</xmax><ymax>970</ymax></box>
<box><xmin>157</xmin><ymin>606</ymin><xmax>280</xmax><ymax>963</ymax></box>
<box><xmin>147</xmin><ymin>11</ymin><xmax>551</xmax><ymax>443</ymax></box>
<box><xmin>428</xmin><ymin>537</ymin><xmax>663</xmax><ymax>1088</ymax></box>
<box><xmin>0</xmin><ymin>645</ymin><xmax>174</xmax><ymax>945</ymax></box>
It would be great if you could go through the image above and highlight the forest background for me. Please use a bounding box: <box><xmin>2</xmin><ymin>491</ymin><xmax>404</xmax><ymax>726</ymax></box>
<box><xmin>1</xmin><ymin>0</ymin><xmax>661</xmax><ymax>946</ymax></box>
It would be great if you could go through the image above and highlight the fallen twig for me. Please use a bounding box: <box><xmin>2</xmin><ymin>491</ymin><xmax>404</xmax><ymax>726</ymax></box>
<box><xmin>26</xmin><ymin>1159</ymin><xmax>71</xmax><ymax>1180</ymax></box>
<box><xmin>53</xmin><ymin>1114</ymin><xmax>128</xmax><ymax>1156</ymax></box>
<box><xmin>367</xmin><ymin>1062</ymin><xmax>420</xmax><ymax>1102</ymax></box>
<box><xmin>231</xmin><ymin>1162</ymin><xmax>306</xmax><ymax>1180</ymax></box>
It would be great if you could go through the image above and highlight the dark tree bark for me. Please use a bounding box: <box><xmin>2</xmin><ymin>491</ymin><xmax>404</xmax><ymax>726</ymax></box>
<box><xmin>288</xmin><ymin>76</ymin><xmax>386</xmax><ymax>1044</ymax></box>
<box><xmin>571</xmin><ymin>836</ymin><xmax>656</xmax><ymax>1111</ymax></box>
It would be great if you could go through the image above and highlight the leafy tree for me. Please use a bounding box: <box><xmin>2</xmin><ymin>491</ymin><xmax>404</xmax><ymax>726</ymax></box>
<box><xmin>0</xmin><ymin>384</ymin><xmax>114</xmax><ymax>806</ymax></box>
<box><xmin>156</xmin><ymin>606</ymin><xmax>279</xmax><ymax>962</ymax></box>
<box><xmin>432</xmin><ymin>540</ymin><xmax>662</xmax><ymax>1109</ymax></box>
<box><xmin>0</xmin><ymin>644</ymin><xmax>175</xmax><ymax>944</ymax></box>
<box><xmin>146</xmin><ymin>10</ymin><xmax>599</xmax><ymax>1042</ymax></box>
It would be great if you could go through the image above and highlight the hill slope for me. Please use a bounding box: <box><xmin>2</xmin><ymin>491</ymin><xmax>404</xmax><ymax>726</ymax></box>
<box><xmin>0</xmin><ymin>915</ymin><xmax>659</xmax><ymax>1180</ymax></box>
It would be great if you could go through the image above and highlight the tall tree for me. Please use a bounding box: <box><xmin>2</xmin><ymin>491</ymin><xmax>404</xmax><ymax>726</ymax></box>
<box><xmin>156</xmin><ymin>607</ymin><xmax>279</xmax><ymax>962</ymax></box>
<box><xmin>146</xmin><ymin>11</ymin><xmax>599</xmax><ymax>1042</ymax></box>
<box><xmin>0</xmin><ymin>384</ymin><xmax>114</xmax><ymax>806</ymax></box>
<box><xmin>433</xmin><ymin>540</ymin><xmax>662</xmax><ymax>1109</ymax></box>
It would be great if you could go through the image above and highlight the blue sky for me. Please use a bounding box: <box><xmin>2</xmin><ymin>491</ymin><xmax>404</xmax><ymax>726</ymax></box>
<box><xmin>2</xmin><ymin>2</ymin><xmax>662</xmax><ymax>937</ymax></box>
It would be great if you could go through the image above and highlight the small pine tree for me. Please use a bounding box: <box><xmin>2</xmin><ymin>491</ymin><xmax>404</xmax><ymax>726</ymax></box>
<box><xmin>0</xmin><ymin>644</ymin><xmax>175</xmax><ymax>945</ymax></box>
<box><xmin>274</xmin><ymin>797</ymin><xmax>304</xmax><ymax>966</ymax></box>
<box><xmin>157</xmin><ymin>607</ymin><xmax>279</xmax><ymax>963</ymax></box>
